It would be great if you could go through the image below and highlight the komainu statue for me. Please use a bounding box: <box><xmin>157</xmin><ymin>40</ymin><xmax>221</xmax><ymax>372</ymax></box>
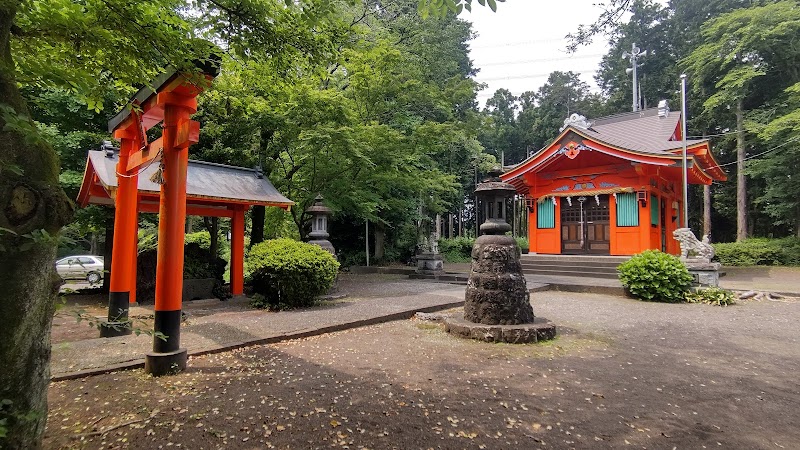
<box><xmin>673</xmin><ymin>228</ymin><xmax>715</xmax><ymax>262</ymax></box>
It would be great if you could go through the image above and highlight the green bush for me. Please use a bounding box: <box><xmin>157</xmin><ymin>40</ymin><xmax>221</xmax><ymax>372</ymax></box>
<box><xmin>686</xmin><ymin>287</ymin><xmax>736</xmax><ymax>306</ymax></box>
<box><xmin>246</xmin><ymin>238</ymin><xmax>340</xmax><ymax>309</ymax></box>
<box><xmin>515</xmin><ymin>236</ymin><xmax>529</xmax><ymax>251</ymax></box>
<box><xmin>617</xmin><ymin>250</ymin><xmax>693</xmax><ymax>303</ymax></box>
<box><xmin>712</xmin><ymin>237</ymin><xmax>800</xmax><ymax>266</ymax></box>
<box><xmin>438</xmin><ymin>236</ymin><xmax>475</xmax><ymax>263</ymax></box>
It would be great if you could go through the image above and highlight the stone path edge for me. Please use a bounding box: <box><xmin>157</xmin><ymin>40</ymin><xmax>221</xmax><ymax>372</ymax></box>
<box><xmin>51</xmin><ymin>300</ymin><xmax>466</xmax><ymax>382</ymax></box>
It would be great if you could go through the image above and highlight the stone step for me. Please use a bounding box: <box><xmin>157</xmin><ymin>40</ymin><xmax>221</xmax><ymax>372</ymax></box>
<box><xmin>520</xmin><ymin>259</ymin><xmax>621</xmax><ymax>270</ymax></box>
<box><xmin>521</xmin><ymin>268</ymin><xmax>621</xmax><ymax>279</ymax></box>
<box><xmin>520</xmin><ymin>263</ymin><xmax>619</xmax><ymax>275</ymax></box>
<box><xmin>520</xmin><ymin>254</ymin><xmax>630</xmax><ymax>264</ymax></box>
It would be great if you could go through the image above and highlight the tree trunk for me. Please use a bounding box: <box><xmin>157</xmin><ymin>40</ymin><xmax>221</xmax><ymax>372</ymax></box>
<box><xmin>703</xmin><ymin>184</ymin><xmax>712</xmax><ymax>240</ymax></box>
<box><xmin>736</xmin><ymin>98</ymin><xmax>748</xmax><ymax>241</ymax></box>
<box><xmin>250</xmin><ymin>205</ymin><xmax>265</xmax><ymax>247</ymax></box>
<box><xmin>373</xmin><ymin>221</ymin><xmax>385</xmax><ymax>261</ymax></box>
<box><xmin>203</xmin><ymin>217</ymin><xmax>219</xmax><ymax>259</ymax></box>
<box><xmin>796</xmin><ymin>204</ymin><xmax>800</xmax><ymax>238</ymax></box>
<box><xmin>0</xmin><ymin>3</ymin><xmax>73</xmax><ymax>447</ymax></box>
<box><xmin>89</xmin><ymin>231</ymin><xmax>98</xmax><ymax>255</ymax></box>
<box><xmin>448</xmin><ymin>213</ymin><xmax>453</xmax><ymax>239</ymax></box>
<box><xmin>101</xmin><ymin>213</ymin><xmax>114</xmax><ymax>294</ymax></box>
<box><xmin>459</xmin><ymin>207</ymin><xmax>463</xmax><ymax>237</ymax></box>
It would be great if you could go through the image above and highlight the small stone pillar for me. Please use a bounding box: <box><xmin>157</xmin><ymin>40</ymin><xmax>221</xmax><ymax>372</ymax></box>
<box><xmin>307</xmin><ymin>195</ymin><xmax>335</xmax><ymax>255</ymax></box>
<box><xmin>444</xmin><ymin>168</ymin><xmax>556</xmax><ymax>343</ymax></box>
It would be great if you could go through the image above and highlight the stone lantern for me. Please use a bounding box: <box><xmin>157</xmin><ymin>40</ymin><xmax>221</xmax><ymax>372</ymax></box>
<box><xmin>444</xmin><ymin>167</ymin><xmax>556</xmax><ymax>343</ymax></box>
<box><xmin>307</xmin><ymin>195</ymin><xmax>335</xmax><ymax>255</ymax></box>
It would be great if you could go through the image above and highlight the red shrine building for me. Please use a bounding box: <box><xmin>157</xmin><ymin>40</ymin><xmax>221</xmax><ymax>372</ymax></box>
<box><xmin>501</xmin><ymin>107</ymin><xmax>726</xmax><ymax>256</ymax></box>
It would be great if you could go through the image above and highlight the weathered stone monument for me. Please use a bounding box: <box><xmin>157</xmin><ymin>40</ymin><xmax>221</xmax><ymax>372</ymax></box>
<box><xmin>673</xmin><ymin>227</ymin><xmax>722</xmax><ymax>287</ymax></box>
<box><xmin>444</xmin><ymin>168</ymin><xmax>556</xmax><ymax>343</ymax></box>
<box><xmin>416</xmin><ymin>224</ymin><xmax>444</xmax><ymax>276</ymax></box>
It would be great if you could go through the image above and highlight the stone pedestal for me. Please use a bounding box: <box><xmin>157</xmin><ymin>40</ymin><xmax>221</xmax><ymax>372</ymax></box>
<box><xmin>464</xmin><ymin>235</ymin><xmax>533</xmax><ymax>325</ymax></box>
<box><xmin>683</xmin><ymin>260</ymin><xmax>722</xmax><ymax>287</ymax></box>
<box><xmin>444</xmin><ymin>316</ymin><xmax>556</xmax><ymax>343</ymax></box>
<box><xmin>416</xmin><ymin>252</ymin><xmax>444</xmax><ymax>275</ymax></box>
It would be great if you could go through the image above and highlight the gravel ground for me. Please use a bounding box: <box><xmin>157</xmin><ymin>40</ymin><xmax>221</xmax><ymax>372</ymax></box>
<box><xmin>45</xmin><ymin>290</ymin><xmax>800</xmax><ymax>449</ymax></box>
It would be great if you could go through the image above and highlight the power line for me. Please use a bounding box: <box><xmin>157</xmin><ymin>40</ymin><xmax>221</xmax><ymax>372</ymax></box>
<box><xmin>470</xmin><ymin>38</ymin><xmax>566</xmax><ymax>49</ymax></box>
<box><xmin>687</xmin><ymin>130</ymin><xmax>739</xmax><ymax>139</ymax></box>
<box><xmin>708</xmin><ymin>134</ymin><xmax>800</xmax><ymax>169</ymax></box>
<box><xmin>478</xmin><ymin>54</ymin><xmax>605</xmax><ymax>67</ymax></box>
<box><xmin>474</xmin><ymin>70</ymin><xmax>599</xmax><ymax>82</ymax></box>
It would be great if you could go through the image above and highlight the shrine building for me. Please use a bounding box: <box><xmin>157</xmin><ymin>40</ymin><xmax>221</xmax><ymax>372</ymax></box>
<box><xmin>501</xmin><ymin>106</ymin><xmax>726</xmax><ymax>256</ymax></box>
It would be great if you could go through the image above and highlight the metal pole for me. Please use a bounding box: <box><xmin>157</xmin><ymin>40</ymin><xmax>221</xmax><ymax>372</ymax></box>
<box><xmin>681</xmin><ymin>74</ymin><xmax>689</xmax><ymax>228</ymax></box>
<box><xmin>474</xmin><ymin>164</ymin><xmax>479</xmax><ymax>237</ymax></box>
<box><xmin>632</xmin><ymin>43</ymin><xmax>639</xmax><ymax>112</ymax></box>
<box><xmin>365</xmin><ymin>220</ymin><xmax>370</xmax><ymax>267</ymax></box>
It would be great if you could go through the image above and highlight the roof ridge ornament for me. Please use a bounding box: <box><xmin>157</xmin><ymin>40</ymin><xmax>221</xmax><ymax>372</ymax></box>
<box><xmin>559</xmin><ymin>113</ymin><xmax>593</xmax><ymax>132</ymax></box>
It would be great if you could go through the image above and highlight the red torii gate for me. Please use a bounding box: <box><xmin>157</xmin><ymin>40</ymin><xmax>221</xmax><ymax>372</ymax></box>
<box><xmin>79</xmin><ymin>67</ymin><xmax>291</xmax><ymax>375</ymax></box>
<box><xmin>112</xmin><ymin>68</ymin><xmax>208</xmax><ymax>375</ymax></box>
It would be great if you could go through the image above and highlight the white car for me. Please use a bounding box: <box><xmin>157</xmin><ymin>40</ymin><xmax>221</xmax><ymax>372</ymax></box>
<box><xmin>56</xmin><ymin>255</ymin><xmax>104</xmax><ymax>284</ymax></box>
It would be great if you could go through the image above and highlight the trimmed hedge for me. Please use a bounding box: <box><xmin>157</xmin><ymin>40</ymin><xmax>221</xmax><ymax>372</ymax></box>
<box><xmin>617</xmin><ymin>250</ymin><xmax>693</xmax><ymax>303</ymax></box>
<box><xmin>246</xmin><ymin>238</ymin><xmax>340</xmax><ymax>309</ymax></box>
<box><xmin>713</xmin><ymin>237</ymin><xmax>800</xmax><ymax>266</ymax></box>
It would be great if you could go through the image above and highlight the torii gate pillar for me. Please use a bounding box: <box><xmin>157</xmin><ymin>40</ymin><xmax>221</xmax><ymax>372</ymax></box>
<box><xmin>144</xmin><ymin>92</ymin><xmax>199</xmax><ymax>375</ymax></box>
<box><xmin>99</xmin><ymin>128</ymin><xmax>140</xmax><ymax>337</ymax></box>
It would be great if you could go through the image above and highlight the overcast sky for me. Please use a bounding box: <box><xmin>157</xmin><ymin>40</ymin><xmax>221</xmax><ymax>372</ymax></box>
<box><xmin>460</xmin><ymin>1</ymin><xmax>614</xmax><ymax>108</ymax></box>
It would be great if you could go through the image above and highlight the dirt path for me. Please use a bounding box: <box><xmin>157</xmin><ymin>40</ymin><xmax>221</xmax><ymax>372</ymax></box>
<box><xmin>45</xmin><ymin>291</ymin><xmax>800</xmax><ymax>449</ymax></box>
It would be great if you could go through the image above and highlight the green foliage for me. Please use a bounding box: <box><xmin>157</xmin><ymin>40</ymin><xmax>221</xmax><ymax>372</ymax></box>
<box><xmin>417</xmin><ymin>0</ymin><xmax>504</xmax><ymax>18</ymax></box>
<box><xmin>712</xmin><ymin>238</ymin><xmax>800</xmax><ymax>266</ymax></box>
<box><xmin>0</xmin><ymin>398</ymin><xmax>40</xmax><ymax>441</ymax></box>
<box><xmin>617</xmin><ymin>250</ymin><xmax>693</xmax><ymax>303</ymax></box>
<box><xmin>515</xmin><ymin>236</ymin><xmax>529</xmax><ymax>250</ymax></box>
<box><xmin>686</xmin><ymin>287</ymin><xmax>736</xmax><ymax>306</ymax></box>
<box><xmin>185</xmin><ymin>231</ymin><xmax>212</xmax><ymax>251</ymax></box>
<box><xmin>438</xmin><ymin>236</ymin><xmax>475</xmax><ymax>263</ymax></box>
<box><xmin>183</xmin><ymin>243</ymin><xmax>226</xmax><ymax>280</ymax></box>
<box><xmin>136</xmin><ymin>229</ymin><xmax>226</xmax><ymax>257</ymax></box>
<box><xmin>246</xmin><ymin>238</ymin><xmax>339</xmax><ymax>309</ymax></box>
<box><xmin>136</xmin><ymin>242</ymin><xmax>227</xmax><ymax>303</ymax></box>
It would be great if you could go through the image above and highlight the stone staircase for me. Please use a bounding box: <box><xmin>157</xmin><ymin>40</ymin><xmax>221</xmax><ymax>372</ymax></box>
<box><xmin>519</xmin><ymin>254</ymin><xmax>630</xmax><ymax>279</ymax></box>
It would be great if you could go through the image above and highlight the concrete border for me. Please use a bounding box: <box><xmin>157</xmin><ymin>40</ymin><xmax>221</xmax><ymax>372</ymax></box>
<box><xmin>51</xmin><ymin>300</ymin><xmax>465</xmax><ymax>382</ymax></box>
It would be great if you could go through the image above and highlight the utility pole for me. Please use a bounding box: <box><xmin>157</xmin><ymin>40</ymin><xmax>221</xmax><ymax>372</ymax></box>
<box><xmin>681</xmin><ymin>74</ymin><xmax>689</xmax><ymax>228</ymax></box>
<box><xmin>623</xmin><ymin>43</ymin><xmax>647</xmax><ymax>112</ymax></box>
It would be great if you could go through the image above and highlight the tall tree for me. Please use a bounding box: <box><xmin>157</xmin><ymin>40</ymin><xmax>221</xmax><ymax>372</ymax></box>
<box><xmin>683</xmin><ymin>1</ymin><xmax>800</xmax><ymax>241</ymax></box>
<box><xmin>526</xmin><ymin>71</ymin><xmax>603</xmax><ymax>151</ymax></box>
<box><xmin>749</xmin><ymin>82</ymin><xmax>800</xmax><ymax>236</ymax></box>
<box><xmin>595</xmin><ymin>0</ymin><xmax>673</xmax><ymax>113</ymax></box>
<box><xmin>480</xmin><ymin>88</ymin><xmax>520</xmax><ymax>163</ymax></box>
<box><xmin>0</xmin><ymin>0</ymin><xmax>349</xmax><ymax>445</ymax></box>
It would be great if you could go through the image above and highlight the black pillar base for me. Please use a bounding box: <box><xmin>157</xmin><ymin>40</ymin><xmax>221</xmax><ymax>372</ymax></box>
<box><xmin>144</xmin><ymin>348</ymin><xmax>188</xmax><ymax>376</ymax></box>
<box><xmin>101</xmin><ymin>291</ymin><xmax>132</xmax><ymax>338</ymax></box>
<box><xmin>99</xmin><ymin>321</ymin><xmax>132</xmax><ymax>337</ymax></box>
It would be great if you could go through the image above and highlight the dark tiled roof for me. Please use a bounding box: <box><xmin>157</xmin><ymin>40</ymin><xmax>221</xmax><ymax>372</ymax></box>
<box><xmin>87</xmin><ymin>150</ymin><xmax>293</xmax><ymax>207</ymax></box>
<box><xmin>580</xmin><ymin>107</ymin><xmax>706</xmax><ymax>154</ymax></box>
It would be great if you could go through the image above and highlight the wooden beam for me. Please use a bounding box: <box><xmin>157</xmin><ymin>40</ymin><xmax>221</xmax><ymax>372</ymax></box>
<box><xmin>127</xmin><ymin>136</ymin><xmax>164</xmax><ymax>172</ymax></box>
